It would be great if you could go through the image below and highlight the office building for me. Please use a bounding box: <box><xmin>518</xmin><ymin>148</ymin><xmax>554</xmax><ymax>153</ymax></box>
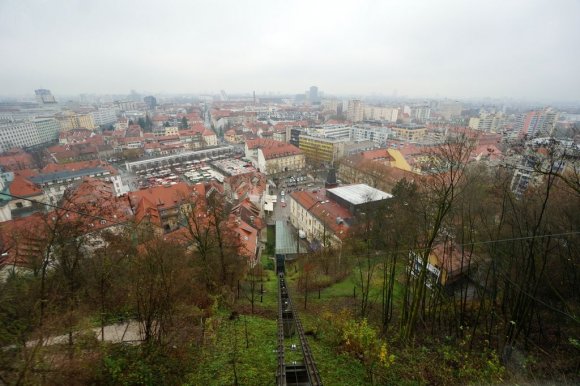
<box><xmin>299</xmin><ymin>135</ymin><xmax>346</xmax><ymax>164</ymax></box>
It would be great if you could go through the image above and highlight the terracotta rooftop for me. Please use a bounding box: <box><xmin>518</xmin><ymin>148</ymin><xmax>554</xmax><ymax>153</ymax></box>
<box><xmin>289</xmin><ymin>189</ymin><xmax>352</xmax><ymax>239</ymax></box>
<box><xmin>260</xmin><ymin>144</ymin><xmax>302</xmax><ymax>160</ymax></box>
<box><xmin>129</xmin><ymin>182</ymin><xmax>203</xmax><ymax>213</ymax></box>
<box><xmin>9</xmin><ymin>173</ymin><xmax>43</xmax><ymax>197</ymax></box>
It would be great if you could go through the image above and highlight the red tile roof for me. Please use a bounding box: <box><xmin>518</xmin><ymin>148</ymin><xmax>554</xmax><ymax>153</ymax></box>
<box><xmin>9</xmin><ymin>173</ymin><xmax>43</xmax><ymax>197</ymax></box>
<box><xmin>289</xmin><ymin>189</ymin><xmax>352</xmax><ymax>239</ymax></box>
<box><xmin>235</xmin><ymin>220</ymin><xmax>258</xmax><ymax>262</ymax></box>
<box><xmin>129</xmin><ymin>183</ymin><xmax>199</xmax><ymax>211</ymax></box>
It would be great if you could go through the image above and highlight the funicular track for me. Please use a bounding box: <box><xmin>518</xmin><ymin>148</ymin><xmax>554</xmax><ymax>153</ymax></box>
<box><xmin>276</xmin><ymin>255</ymin><xmax>322</xmax><ymax>386</ymax></box>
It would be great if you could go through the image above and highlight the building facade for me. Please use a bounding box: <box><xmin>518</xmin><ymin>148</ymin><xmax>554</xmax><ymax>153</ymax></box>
<box><xmin>390</xmin><ymin>125</ymin><xmax>427</xmax><ymax>142</ymax></box>
<box><xmin>347</xmin><ymin>100</ymin><xmax>364</xmax><ymax>122</ymax></box>
<box><xmin>0</xmin><ymin>121</ymin><xmax>42</xmax><ymax>152</ymax></box>
<box><xmin>298</xmin><ymin>135</ymin><xmax>346</xmax><ymax>164</ymax></box>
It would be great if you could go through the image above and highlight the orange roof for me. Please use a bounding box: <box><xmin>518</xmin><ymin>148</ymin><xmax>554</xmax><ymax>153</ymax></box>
<box><xmin>59</xmin><ymin>177</ymin><xmax>133</xmax><ymax>230</ymax></box>
<box><xmin>234</xmin><ymin>220</ymin><xmax>258</xmax><ymax>260</ymax></box>
<box><xmin>9</xmin><ymin>174</ymin><xmax>43</xmax><ymax>197</ymax></box>
<box><xmin>260</xmin><ymin>144</ymin><xmax>302</xmax><ymax>160</ymax></box>
<box><xmin>360</xmin><ymin>148</ymin><xmax>394</xmax><ymax>162</ymax></box>
<box><xmin>202</xmin><ymin>129</ymin><xmax>216</xmax><ymax>137</ymax></box>
<box><xmin>129</xmin><ymin>182</ymin><xmax>202</xmax><ymax>213</ymax></box>
<box><xmin>289</xmin><ymin>189</ymin><xmax>352</xmax><ymax>239</ymax></box>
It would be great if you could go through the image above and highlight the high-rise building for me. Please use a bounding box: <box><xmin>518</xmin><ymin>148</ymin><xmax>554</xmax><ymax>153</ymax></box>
<box><xmin>34</xmin><ymin>89</ymin><xmax>57</xmax><ymax>104</ymax></box>
<box><xmin>347</xmin><ymin>100</ymin><xmax>364</xmax><ymax>122</ymax></box>
<box><xmin>309</xmin><ymin>86</ymin><xmax>319</xmax><ymax>103</ymax></box>
<box><xmin>514</xmin><ymin>108</ymin><xmax>558</xmax><ymax>138</ymax></box>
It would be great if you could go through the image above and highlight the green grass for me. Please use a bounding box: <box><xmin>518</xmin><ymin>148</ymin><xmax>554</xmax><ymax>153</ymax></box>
<box><xmin>185</xmin><ymin>315</ymin><xmax>278</xmax><ymax>386</ymax></box>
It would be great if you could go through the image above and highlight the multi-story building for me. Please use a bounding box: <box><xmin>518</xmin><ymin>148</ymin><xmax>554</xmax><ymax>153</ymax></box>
<box><xmin>309</xmin><ymin>125</ymin><xmax>352</xmax><ymax>140</ymax></box>
<box><xmin>56</xmin><ymin>112</ymin><xmax>96</xmax><ymax>130</ymax></box>
<box><xmin>309</xmin><ymin>86</ymin><xmax>319</xmax><ymax>103</ymax></box>
<box><xmin>438</xmin><ymin>101</ymin><xmax>463</xmax><ymax>120</ymax></box>
<box><xmin>289</xmin><ymin>184</ymin><xmax>391</xmax><ymax>245</ymax></box>
<box><xmin>288</xmin><ymin>127</ymin><xmax>304</xmax><ymax>148</ymax></box>
<box><xmin>91</xmin><ymin>108</ymin><xmax>117</xmax><ymax>126</ymax></box>
<box><xmin>347</xmin><ymin>100</ymin><xmax>364</xmax><ymax>122</ymax></box>
<box><xmin>0</xmin><ymin>121</ymin><xmax>42</xmax><ymax>152</ymax></box>
<box><xmin>364</xmin><ymin>106</ymin><xmax>399</xmax><ymax>122</ymax></box>
<box><xmin>321</xmin><ymin>99</ymin><xmax>342</xmax><ymax>115</ymax></box>
<box><xmin>514</xmin><ymin>108</ymin><xmax>558</xmax><ymax>138</ymax></box>
<box><xmin>468</xmin><ymin>113</ymin><xmax>504</xmax><ymax>133</ymax></box>
<box><xmin>351</xmin><ymin>125</ymin><xmax>391</xmax><ymax>146</ymax></box>
<box><xmin>390</xmin><ymin>124</ymin><xmax>427</xmax><ymax>142</ymax></box>
<box><xmin>257</xmin><ymin>144</ymin><xmax>305</xmax><ymax>175</ymax></box>
<box><xmin>411</xmin><ymin>105</ymin><xmax>431</xmax><ymax>122</ymax></box>
<box><xmin>143</xmin><ymin>96</ymin><xmax>157</xmax><ymax>110</ymax></box>
<box><xmin>298</xmin><ymin>135</ymin><xmax>346</xmax><ymax>164</ymax></box>
<box><xmin>245</xmin><ymin>138</ymin><xmax>305</xmax><ymax>174</ymax></box>
<box><xmin>33</xmin><ymin>117</ymin><xmax>60</xmax><ymax>144</ymax></box>
<box><xmin>30</xmin><ymin>160</ymin><xmax>126</xmax><ymax>204</ymax></box>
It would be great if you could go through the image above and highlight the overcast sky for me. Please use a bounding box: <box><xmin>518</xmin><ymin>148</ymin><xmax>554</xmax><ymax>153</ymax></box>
<box><xmin>1</xmin><ymin>0</ymin><xmax>579</xmax><ymax>101</ymax></box>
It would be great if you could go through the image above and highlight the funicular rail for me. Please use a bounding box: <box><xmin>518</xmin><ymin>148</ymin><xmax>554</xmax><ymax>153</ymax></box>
<box><xmin>276</xmin><ymin>269</ymin><xmax>322</xmax><ymax>386</ymax></box>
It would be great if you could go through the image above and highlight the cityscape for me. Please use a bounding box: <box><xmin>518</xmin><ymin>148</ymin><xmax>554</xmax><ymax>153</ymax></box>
<box><xmin>0</xmin><ymin>1</ymin><xmax>579</xmax><ymax>385</ymax></box>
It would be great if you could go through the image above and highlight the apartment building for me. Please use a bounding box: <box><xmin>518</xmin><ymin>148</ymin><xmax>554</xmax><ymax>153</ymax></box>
<box><xmin>347</xmin><ymin>100</ymin><xmax>364</xmax><ymax>122</ymax></box>
<box><xmin>390</xmin><ymin>124</ymin><xmax>427</xmax><ymax>142</ymax></box>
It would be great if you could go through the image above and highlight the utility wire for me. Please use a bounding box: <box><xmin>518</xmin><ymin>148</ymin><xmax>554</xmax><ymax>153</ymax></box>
<box><xmin>0</xmin><ymin>192</ymin><xmax>127</xmax><ymax>227</ymax></box>
<box><xmin>3</xmin><ymin>192</ymin><xmax>579</xmax><ymax>254</ymax></box>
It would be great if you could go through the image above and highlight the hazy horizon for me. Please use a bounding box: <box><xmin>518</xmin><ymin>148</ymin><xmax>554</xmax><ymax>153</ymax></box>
<box><xmin>1</xmin><ymin>0</ymin><xmax>579</xmax><ymax>102</ymax></box>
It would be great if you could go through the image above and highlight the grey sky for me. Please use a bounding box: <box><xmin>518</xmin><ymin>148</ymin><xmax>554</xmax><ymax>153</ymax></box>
<box><xmin>1</xmin><ymin>0</ymin><xmax>579</xmax><ymax>101</ymax></box>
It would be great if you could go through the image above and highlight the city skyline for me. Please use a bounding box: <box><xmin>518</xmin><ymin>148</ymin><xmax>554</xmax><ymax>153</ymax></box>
<box><xmin>1</xmin><ymin>0</ymin><xmax>579</xmax><ymax>102</ymax></box>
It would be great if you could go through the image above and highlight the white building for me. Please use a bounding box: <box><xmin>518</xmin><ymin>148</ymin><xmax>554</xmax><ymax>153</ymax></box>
<box><xmin>364</xmin><ymin>106</ymin><xmax>399</xmax><ymax>122</ymax></box>
<box><xmin>91</xmin><ymin>107</ymin><xmax>117</xmax><ymax>126</ymax></box>
<box><xmin>351</xmin><ymin>125</ymin><xmax>391</xmax><ymax>145</ymax></box>
<box><xmin>33</xmin><ymin>117</ymin><xmax>60</xmax><ymax>144</ymax></box>
<box><xmin>347</xmin><ymin>100</ymin><xmax>364</xmax><ymax>122</ymax></box>
<box><xmin>0</xmin><ymin>121</ymin><xmax>42</xmax><ymax>152</ymax></box>
<box><xmin>309</xmin><ymin>125</ymin><xmax>352</xmax><ymax>140</ymax></box>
